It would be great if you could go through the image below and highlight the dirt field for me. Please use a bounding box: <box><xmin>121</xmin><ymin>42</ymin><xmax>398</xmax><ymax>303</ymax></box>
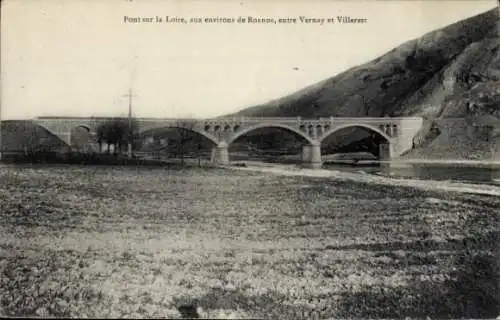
<box><xmin>1</xmin><ymin>164</ymin><xmax>499</xmax><ymax>319</ymax></box>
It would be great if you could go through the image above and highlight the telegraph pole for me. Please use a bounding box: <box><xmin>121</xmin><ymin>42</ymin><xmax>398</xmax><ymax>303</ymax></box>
<box><xmin>122</xmin><ymin>88</ymin><xmax>136</xmax><ymax>159</ymax></box>
<box><xmin>126</xmin><ymin>55</ymin><xmax>138</xmax><ymax>159</ymax></box>
<box><xmin>127</xmin><ymin>88</ymin><xmax>133</xmax><ymax>159</ymax></box>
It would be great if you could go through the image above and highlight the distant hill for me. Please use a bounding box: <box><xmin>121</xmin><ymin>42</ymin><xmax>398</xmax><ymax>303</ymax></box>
<box><xmin>231</xmin><ymin>7</ymin><xmax>500</xmax><ymax>160</ymax></box>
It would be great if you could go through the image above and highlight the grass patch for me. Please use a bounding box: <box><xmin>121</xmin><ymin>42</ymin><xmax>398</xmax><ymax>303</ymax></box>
<box><xmin>1</xmin><ymin>165</ymin><xmax>499</xmax><ymax>318</ymax></box>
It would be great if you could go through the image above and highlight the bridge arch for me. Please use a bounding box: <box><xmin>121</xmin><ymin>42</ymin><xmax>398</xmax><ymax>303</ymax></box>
<box><xmin>320</xmin><ymin>123</ymin><xmax>392</xmax><ymax>160</ymax></box>
<box><xmin>138</xmin><ymin>125</ymin><xmax>219</xmax><ymax>146</ymax></box>
<box><xmin>69</xmin><ymin>125</ymin><xmax>98</xmax><ymax>152</ymax></box>
<box><xmin>32</xmin><ymin>123</ymin><xmax>64</xmax><ymax>143</ymax></box>
<box><xmin>227</xmin><ymin>123</ymin><xmax>315</xmax><ymax>145</ymax></box>
<box><xmin>72</xmin><ymin>125</ymin><xmax>91</xmax><ymax>132</ymax></box>
<box><xmin>320</xmin><ymin>123</ymin><xmax>391</xmax><ymax>144</ymax></box>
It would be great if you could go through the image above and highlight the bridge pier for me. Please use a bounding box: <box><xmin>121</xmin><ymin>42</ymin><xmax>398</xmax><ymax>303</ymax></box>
<box><xmin>211</xmin><ymin>142</ymin><xmax>229</xmax><ymax>165</ymax></box>
<box><xmin>302</xmin><ymin>142</ymin><xmax>322</xmax><ymax>169</ymax></box>
<box><xmin>379</xmin><ymin>142</ymin><xmax>393</xmax><ymax>161</ymax></box>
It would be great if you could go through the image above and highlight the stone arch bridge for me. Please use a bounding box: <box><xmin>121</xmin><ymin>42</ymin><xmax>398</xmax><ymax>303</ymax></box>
<box><xmin>33</xmin><ymin>116</ymin><xmax>423</xmax><ymax>168</ymax></box>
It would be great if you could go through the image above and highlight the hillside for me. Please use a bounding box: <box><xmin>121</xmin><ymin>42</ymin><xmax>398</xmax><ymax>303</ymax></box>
<box><xmin>232</xmin><ymin>8</ymin><xmax>500</xmax><ymax>160</ymax></box>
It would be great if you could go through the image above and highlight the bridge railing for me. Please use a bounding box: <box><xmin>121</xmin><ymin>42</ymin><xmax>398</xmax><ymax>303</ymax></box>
<box><xmin>34</xmin><ymin>116</ymin><xmax>426</xmax><ymax>124</ymax></box>
<box><xmin>224</xmin><ymin>116</ymin><xmax>424</xmax><ymax>122</ymax></box>
<box><xmin>237</xmin><ymin>117</ymin><xmax>302</xmax><ymax>122</ymax></box>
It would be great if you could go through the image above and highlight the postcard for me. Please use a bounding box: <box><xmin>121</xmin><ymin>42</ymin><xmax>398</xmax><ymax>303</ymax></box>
<box><xmin>1</xmin><ymin>0</ymin><xmax>499</xmax><ymax>319</ymax></box>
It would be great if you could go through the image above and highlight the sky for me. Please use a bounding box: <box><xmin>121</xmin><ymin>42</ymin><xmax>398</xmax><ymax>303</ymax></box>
<box><xmin>1</xmin><ymin>0</ymin><xmax>498</xmax><ymax>120</ymax></box>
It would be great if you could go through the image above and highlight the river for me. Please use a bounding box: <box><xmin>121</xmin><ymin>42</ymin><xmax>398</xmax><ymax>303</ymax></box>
<box><xmin>323</xmin><ymin>163</ymin><xmax>500</xmax><ymax>186</ymax></box>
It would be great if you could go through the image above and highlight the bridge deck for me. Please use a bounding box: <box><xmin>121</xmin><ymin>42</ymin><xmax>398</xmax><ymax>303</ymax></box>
<box><xmin>35</xmin><ymin>116</ymin><xmax>424</xmax><ymax>121</ymax></box>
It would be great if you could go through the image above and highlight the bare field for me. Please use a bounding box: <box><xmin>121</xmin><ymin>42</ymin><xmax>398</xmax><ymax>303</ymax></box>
<box><xmin>0</xmin><ymin>164</ymin><xmax>499</xmax><ymax>319</ymax></box>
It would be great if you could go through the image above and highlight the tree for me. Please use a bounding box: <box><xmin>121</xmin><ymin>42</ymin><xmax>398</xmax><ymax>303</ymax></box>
<box><xmin>96</xmin><ymin>117</ymin><xmax>139</xmax><ymax>155</ymax></box>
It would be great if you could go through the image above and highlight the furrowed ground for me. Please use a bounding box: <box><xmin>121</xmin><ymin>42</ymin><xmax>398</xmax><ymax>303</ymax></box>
<box><xmin>0</xmin><ymin>164</ymin><xmax>499</xmax><ymax>319</ymax></box>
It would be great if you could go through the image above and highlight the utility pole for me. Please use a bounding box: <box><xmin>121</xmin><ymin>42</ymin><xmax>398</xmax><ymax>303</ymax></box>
<box><xmin>123</xmin><ymin>54</ymin><xmax>138</xmax><ymax>159</ymax></box>
<box><xmin>122</xmin><ymin>88</ymin><xmax>136</xmax><ymax>159</ymax></box>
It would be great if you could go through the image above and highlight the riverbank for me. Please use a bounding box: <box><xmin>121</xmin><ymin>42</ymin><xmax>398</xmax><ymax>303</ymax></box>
<box><xmin>0</xmin><ymin>152</ymin><xmax>216</xmax><ymax>168</ymax></box>
<box><xmin>323</xmin><ymin>158</ymin><xmax>500</xmax><ymax>168</ymax></box>
<box><xmin>1</xmin><ymin>165</ymin><xmax>498</xmax><ymax>319</ymax></box>
<box><xmin>2</xmin><ymin>150</ymin><xmax>500</xmax><ymax>167</ymax></box>
<box><xmin>385</xmin><ymin>158</ymin><xmax>500</xmax><ymax>168</ymax></box>
<box><xmin>227</xmin><ymin>163</ymin><xmax>500</xmax><ymax>197</ymax></box>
